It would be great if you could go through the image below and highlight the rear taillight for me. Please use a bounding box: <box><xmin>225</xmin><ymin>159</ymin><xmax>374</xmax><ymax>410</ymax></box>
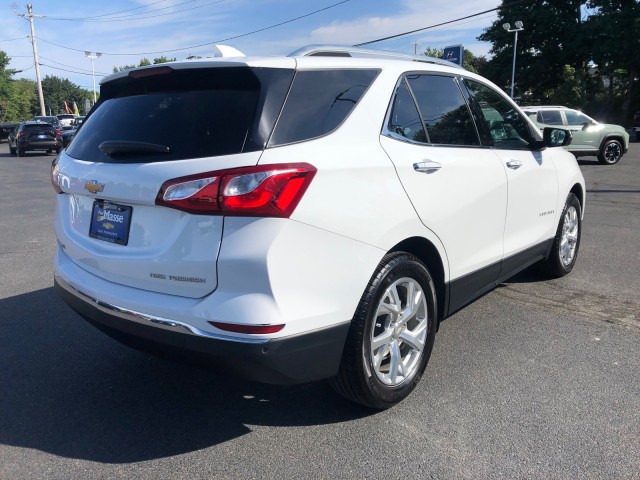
<box><xmin>18</xmin><ymin>131</ymin><xmax>27</xmax><ymax>138</ymax></box>
<box><xmin>55</xmin><ymin>130</ymin><xmax>62</xmax><ymax>137</ymax></box>
<box><xmin>51</xmin><ymin>158</ymin><xmax>63</xmax><ymax>193</ymax></box>
<box><xmin>156</xmin><ymin>163</ymin><xmax>316</xmax><ymax>217</ymax></box>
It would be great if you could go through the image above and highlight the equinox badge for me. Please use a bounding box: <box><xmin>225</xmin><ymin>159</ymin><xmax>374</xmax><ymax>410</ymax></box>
<box><xmin>84</xmin><ymin>180</ymin><xmax>105</xmax><ymax>194</ymax></box>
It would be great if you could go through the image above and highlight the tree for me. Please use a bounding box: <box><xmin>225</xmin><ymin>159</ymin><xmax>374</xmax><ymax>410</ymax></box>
<box><xmin>40</xmin><ymin>75</ymin><xmax>92</xmax><ymax>115</ymax></box>
<box><xmin>478</xmin><ymin>0</ymin><xmax>588</xmax><ymax>101</ymax></box>
<box><xmin>112</xmin><ymin>56</ymin><xmax>176</xmax><ymax>72</ymax></box>
<box><xmin>153</xmin><ymin>56</ymin><xmax>176</xmax><ymax>64</ymax></box>
<box><xmin>585</xmin><ymin>0</ymin><xmax>640</xmax><ymax>123</ymax></box>
<box><xmin>0</xmin><ymin>50</ymin><xmax>37</xmax><ymax>121</ymax></box>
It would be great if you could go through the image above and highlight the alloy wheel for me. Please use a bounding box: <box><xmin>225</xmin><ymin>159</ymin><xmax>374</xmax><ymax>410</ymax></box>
<box><xmin>369</xmin><ymin>277</ymin><xmax>428</xmax><ymax>386</ymax></box>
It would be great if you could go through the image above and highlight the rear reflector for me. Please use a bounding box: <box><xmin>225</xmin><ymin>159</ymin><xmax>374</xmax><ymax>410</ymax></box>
<box><xmin>209</xmin><ymin>322</ymin><xmax>285</xmax><ymax>334</ymax></box>
<box><xmin>156</xmin><ymin>163</ymin><xmax>316</xmax><ymax>217</ymax></box>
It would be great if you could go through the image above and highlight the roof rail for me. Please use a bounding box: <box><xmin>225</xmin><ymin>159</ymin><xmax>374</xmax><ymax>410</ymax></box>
<box><xmin>288</xmin><ymin>44</ymin><xmax>464</xmax><ymax>69</ymax></box>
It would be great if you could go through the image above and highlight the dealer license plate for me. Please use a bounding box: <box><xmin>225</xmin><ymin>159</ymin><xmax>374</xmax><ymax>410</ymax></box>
<box><xmin>89</xmin><ymin>201</ymin><xmax>132</xmax><ymax>246</ymax></box>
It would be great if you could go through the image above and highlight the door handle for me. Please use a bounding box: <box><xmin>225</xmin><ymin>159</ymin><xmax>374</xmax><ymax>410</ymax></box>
<box><xmin>413</xmin><ymin>161</ymin><xmax>442</xmax><ymax>173</ymax></box>
<box><xmin>506</xmin><ymin>160</ymin><xmax>522</xmax><ymax>170</ymax></box>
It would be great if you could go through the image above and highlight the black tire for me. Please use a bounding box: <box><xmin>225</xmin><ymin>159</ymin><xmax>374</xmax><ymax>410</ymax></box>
<box><xmin>17</xmin><ymin>148</ymin><xmax>25</xmax><ymax>157</ymax></box>
<box><xmin>597</xmin><ymin>139</ymin><xmax>622</xmax><ymax>165</ymax></box>
<box><xmin>330</xmin><ymin>252</ymin><xmax>437</xmax><ymax>409</ymax></box>
<box><xmin>541</xmin><ymin>193</ymin><xmax>582</xmax><ymax>278</ymax></box>
<box><xmin>9</xmin><ymin>146</ymin><xmax>16</xmax><ymax>155</ymax></box>
<box><xmin>55</xmin><ymin>147</ymin><xmax>61</xmax><ymax>154</ymax></box>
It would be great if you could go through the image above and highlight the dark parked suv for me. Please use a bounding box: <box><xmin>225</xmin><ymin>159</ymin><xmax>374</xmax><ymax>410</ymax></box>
<box><xmin>8</xmin><ymin>121</ymin><xmax>62</xmax><ymax>156</ymax></box>
<box><xmin>0</xmin><ymin>122</ymin><xmax>19</xmax><ymax>142</ymax></box>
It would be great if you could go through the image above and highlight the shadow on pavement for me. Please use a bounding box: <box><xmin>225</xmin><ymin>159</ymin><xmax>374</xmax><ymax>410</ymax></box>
<box><xmin>0</xmin><ymin>287</ymin><xmax>369</xmax><ymax>463</ymax></box>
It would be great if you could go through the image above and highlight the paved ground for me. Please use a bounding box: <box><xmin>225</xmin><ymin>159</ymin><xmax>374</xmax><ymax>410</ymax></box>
<box><xmin>0</xmin><ymin>141</ymin><xmax>638</xmax><ymax>479</ymax></box>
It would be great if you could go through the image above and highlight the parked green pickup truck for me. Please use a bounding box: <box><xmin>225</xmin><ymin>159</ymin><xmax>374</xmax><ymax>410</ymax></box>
<box><xmin>522</xmin><ymin>106</ymin><xmax>629</xmax><ymax>165</ymax></box>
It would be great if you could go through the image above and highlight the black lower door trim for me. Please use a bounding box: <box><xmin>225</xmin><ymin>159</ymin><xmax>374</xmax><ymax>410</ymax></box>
<box><xmin>445</xmin><ymin>239</ymin><xmax>553</xmax><ymax>318</ymax></box>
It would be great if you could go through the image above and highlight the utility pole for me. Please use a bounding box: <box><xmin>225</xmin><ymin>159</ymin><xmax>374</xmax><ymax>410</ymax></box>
<box><xmin>17</xmin><ymin>4</ymin><xmax>46</xmax><ymax>116</ymax></box>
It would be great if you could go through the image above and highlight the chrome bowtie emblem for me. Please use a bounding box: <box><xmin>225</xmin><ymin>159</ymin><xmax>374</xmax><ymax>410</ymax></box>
<box><xmin>84</xmin><ymin>180</ymin><xmax>105</xmax><ymax>194</ymax></box>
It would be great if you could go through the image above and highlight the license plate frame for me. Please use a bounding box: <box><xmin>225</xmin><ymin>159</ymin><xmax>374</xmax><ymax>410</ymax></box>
<box><xmin>89</xmin><ymin>201</ymin><xmax>133</xmax><ymax>246</ymax></box>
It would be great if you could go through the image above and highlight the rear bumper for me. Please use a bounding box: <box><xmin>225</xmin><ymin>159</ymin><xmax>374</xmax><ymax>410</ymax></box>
<box><xmin>19</xmin><ymin>140</ymin><xmax>60</xmax><ymax>150</ymax></box>
<box><xmin>54</xmin><ymin>276</ymin><xmax>350</xmax><ymax>385</ymax></box>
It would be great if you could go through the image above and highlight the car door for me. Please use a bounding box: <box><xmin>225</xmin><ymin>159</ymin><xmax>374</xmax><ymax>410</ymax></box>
<box><xmin>379</xmin><ymin>74</ymin><xmax>508</xmax><ymax>309</ymax></box>
<box><xmin>563</xmin><ymin>109</ymin><xmax>600</xmax><ymax>151</ymax></box>
<box><xmin>462</xmin><ymin>79</ymin><xmax>559</xmax><ymax>277</ymax></box>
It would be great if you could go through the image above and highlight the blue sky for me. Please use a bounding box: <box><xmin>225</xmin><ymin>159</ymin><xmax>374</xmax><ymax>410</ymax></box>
<box><xmin>1</xmin><ymin>0</ymin><xmax>501</xmax><ymax>91</ymax></box>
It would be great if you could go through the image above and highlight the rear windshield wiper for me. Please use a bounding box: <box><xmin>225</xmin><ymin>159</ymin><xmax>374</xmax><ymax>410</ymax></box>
<box><xmin>99</xmin><ymin>140</ymin><xmax>170</xmax><ymax>156</ymax></box>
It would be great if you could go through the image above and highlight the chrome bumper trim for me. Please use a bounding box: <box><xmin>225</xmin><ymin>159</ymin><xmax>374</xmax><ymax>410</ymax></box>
<box><xmin>55</xmin><ymin>275</ymin><xmax>270</xmax><ymax>345</ymax></box>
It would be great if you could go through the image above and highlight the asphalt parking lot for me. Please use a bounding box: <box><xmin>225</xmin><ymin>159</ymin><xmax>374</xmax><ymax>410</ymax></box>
<box><xmin>1</xmin><ymin>141</ymin><xmax>638</xmax><ymax>479</ymax></box>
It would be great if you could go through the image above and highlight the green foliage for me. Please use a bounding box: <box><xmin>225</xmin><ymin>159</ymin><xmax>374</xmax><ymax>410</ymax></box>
<box><xmin>477</xmin><ymin>0</ymin><xmax>640</xmax><ymax>123</ymax></box>
<box><xmin>551</xmin><ymin>65</ymin><xmax>583</xmax><ymax>107</ymax></box>
<box><xmin>41</xmin><ymin>75</ymin><xmax>92</xmax><ymax>115</ymax></box>
<box><xmin>113</xmin><ymin>56</ymin><xmax>177</xmax><ymax>72</ymax></box>
<box><xmin>0</xmin><ymin>50</ymin><xmax>38</xmax><ymax>121</ymax></box>
<box><xmin>153</xmin><ymin>56</ymin><xmax>176</xmax><ymax>64</ymax></box>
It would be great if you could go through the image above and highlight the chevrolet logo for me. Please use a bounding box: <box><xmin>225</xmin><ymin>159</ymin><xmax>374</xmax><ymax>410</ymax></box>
<box><xmin>84</xmin><ymin>180</ymin><xmax>105</xmax><ymax>194</ymax></box>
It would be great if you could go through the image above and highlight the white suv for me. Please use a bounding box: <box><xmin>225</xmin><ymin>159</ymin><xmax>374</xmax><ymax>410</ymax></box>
<box><xmin>52</xmin><ymin>45</ymin><xmax>585</xmax><ymax>409</ymax></box>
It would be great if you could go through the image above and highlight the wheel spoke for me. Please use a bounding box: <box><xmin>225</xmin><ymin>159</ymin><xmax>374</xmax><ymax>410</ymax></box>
<box><xmin>388</xmin><ymin>340</ymin><xmax>401</xmax><ymax>383</ymax></box>
<box><xmin>371</xmin><ymin>328</ymin><xmax>393</xmax><ymax>352</ymax></box>
<box><xmin>399</xmin><ymin>321</ymin><xmax>427</xmax><ymax>352</ymax></box>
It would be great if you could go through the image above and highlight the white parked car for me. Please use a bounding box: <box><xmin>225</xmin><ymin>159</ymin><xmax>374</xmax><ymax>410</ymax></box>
<box><xmin>56</xmin><ymin>114</ymin><xmax>77</xmax><ymax>130</ymax></box>
<box><xmin>52</xmin><ymin>45</ymin><xmax>585</xmax><ymax>409</ymax></box>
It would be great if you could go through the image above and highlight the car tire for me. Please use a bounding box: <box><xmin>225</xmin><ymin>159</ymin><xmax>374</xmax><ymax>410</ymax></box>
<box><xmin>55</xmin><ymin>147</ymin><xmax>61</xmax><ymax>154</ymax></box>
<box><xmin>597</xmin><ymin>139</ymin><xmax>622</xmax><ymax>165</ymax></box>
<box><xmin>9</xmin><ymin>146</ymin><xmax>16</xmax><ymax>155</ymax></box>
<box><xmin>541</xmin><ymin>193</ymin><xmax>581</xmax><ymax>278</ymax></box>
<box><xmin>330</xmin><ymin>252</ymin><xmax>437</xmax><ymax>409</ymax></box>
<box><xmin>17</xmin><ymin>148</ymin><xmax>25</xmax><ymax>157</ymax></box>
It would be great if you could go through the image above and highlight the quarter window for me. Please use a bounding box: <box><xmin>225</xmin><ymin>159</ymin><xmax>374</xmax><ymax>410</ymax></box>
<box><xmin>269</xmin><ymin>69</ymin><xmax>379</xmax><ymax>146</ymax></box>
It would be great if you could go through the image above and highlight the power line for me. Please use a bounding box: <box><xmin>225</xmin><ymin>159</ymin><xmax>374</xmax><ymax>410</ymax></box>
<box><xmin>43</xmin><ymin>0</ymin><xmax>226</xmax><ymax>23</ymax></box>
<box><xmin>39</xmin><ymin>62</ymin><xmax>105</xmax><ymax>77</ymax></box>
<box><xmin>355</xmin><ymin>0</ymin><xmax>525</xmax><ymax>46</ymax></box>
<box><xmin>37</xmin><ymin>0</ymin><xmax>352</xmax><ymax>56</ymax></box>
<box><xmin>40</xmin><ymin>0</ymin><xmax>176</xmax><ymax>20</ymax></box>
<box><xmin>0</xmin><ymin>35</ymin><xmax>29</xmax><ymax>43</ymax></box>
<box><xmin>39</xmin><ymin>55</ymin><xmax>111</xmax><ymax>76</ymax></box>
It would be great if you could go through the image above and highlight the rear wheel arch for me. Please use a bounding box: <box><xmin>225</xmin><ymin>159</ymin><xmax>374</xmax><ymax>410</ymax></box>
<box><xmin>570</xmin><ymin>183</ymin><xmax>585</xmax><ymax>214</ymax></box>
<box><xmin>389</xmin><ymin>237</ymin><xmax>446</xmax><ymax>324</ymax></box>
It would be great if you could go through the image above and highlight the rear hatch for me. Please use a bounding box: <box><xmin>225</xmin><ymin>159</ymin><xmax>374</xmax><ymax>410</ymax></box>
<box><xmin>24</xmin><ymin>123</ymin><xmax>57</xmax><ymax>144</ymax></box>
<box><xmin>55</xmin><ymin>61</ymin><xmax>295</xmax><ymax>298</ymax></box>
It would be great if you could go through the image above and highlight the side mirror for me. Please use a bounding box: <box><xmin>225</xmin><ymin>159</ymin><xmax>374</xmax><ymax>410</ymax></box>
<box><xmin>543</xmin><ymin>127</ymin><xmax>572</xmax><ymax>147</ymax></box>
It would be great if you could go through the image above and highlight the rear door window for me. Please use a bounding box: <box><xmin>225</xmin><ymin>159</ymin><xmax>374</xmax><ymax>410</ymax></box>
<box><xmin>538</xmin><ymin>110</ymin><xmax>563</xmax><ymax>125</ymax></box>
<box><xmin>269</xmin><ymin>69</ymin><xmax>379</xmax><ymax>146</ymax></box>
<box><xmin>405</xmin><ymin>74</ymin><xmax>479</xmax><ymax>146</ymax></box>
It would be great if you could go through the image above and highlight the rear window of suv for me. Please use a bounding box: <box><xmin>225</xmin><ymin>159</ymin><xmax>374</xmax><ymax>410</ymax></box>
<box><xmin>66</xmin><ymin>67</ymin><xmax>294</xmax><ymax>163</ymax></box>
